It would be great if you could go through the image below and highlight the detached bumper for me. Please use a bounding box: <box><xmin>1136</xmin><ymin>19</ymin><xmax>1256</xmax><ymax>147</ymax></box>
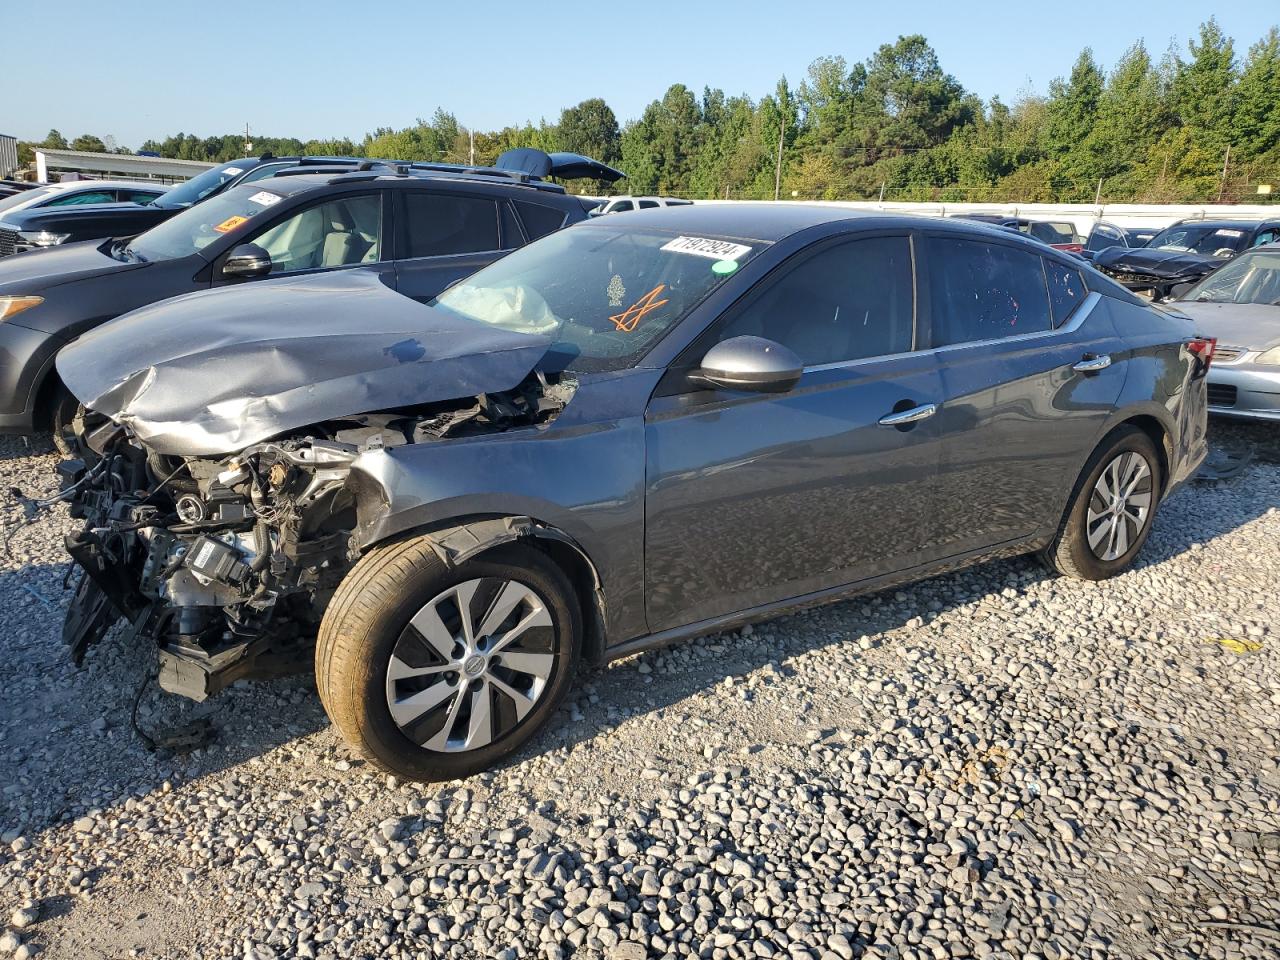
<box><xmin>1206</xmin><ymin>363</ymin><xmax>1280</xmax><ymax>421</ymax></box>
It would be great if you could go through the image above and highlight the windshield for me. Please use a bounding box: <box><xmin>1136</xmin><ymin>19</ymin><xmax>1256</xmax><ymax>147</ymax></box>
<box><xmin>0</xmin><ymin>185</ymin><xmax>56</xmax><ymax>215</ymax></box>
<box><xmin>126</xmin><ymin>184</ymin><xmax>288</xmax><ymax>262</ymax></box>
<box><xmin>153</xmin><ymin>159</ymin><xmax>256</xmax><ymax>210</ymax></box>
<box><xmin>432</xmin><ymin>227</ymin><xmax>763</xmax><ymax>373</ymax></box>
<box><xmin>1182</xmin><ymin>252</ymin><xmax>1280</xmax><ymax>305</ymax></box>
<box><xmin>1147</xmin><ymin>224</ymin><xmax>1250</xmax><ymax>257</ymax></box>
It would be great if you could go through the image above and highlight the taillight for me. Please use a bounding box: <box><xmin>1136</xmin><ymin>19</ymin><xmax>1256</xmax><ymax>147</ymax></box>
<box><xmin>1188</xmin><ymin>336</ymin><xmax>1216</xmax><ymax>372</ymax></box>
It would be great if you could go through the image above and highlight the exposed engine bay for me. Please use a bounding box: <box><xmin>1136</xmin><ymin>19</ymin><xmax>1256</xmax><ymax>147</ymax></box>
<box><xmin>58</xmin><ymin>372</ymin><xmax>574</xmax><ymax>701</ymax></box>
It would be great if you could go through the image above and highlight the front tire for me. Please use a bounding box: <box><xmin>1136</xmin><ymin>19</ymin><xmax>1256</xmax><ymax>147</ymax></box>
<box><xmin>49</xmin><ymin>386</ymin><xmax>81</xmax><ymax>458</ymax></box>
<box><xmin>1042</xmin><ymin>426</ymin><xmax>1162</xmax><ymax>580</ymax></box>
<box><xmin>317</xmin><ymin>539</ymin><xmax>581</xmax><ymax>781</ymax></box>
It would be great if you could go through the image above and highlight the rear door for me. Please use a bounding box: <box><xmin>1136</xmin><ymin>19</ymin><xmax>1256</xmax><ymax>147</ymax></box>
<box><xmin>921</xmin><ymin>234</ymin><xmax>1127</xmax><ymax>555</ymax></box>
<box><xmin>392</xmin><ymin>190</ymin><xmax>512</xmax><ymax>302</ymax></box>
<box><xmin>643</xmin><ymin>233</ymin><xmax>946</xmax><ymax>632</ymax></box>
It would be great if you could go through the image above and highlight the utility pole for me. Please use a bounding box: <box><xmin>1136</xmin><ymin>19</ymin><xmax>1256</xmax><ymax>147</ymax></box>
<box><xmin>469</xmin><ymin>129</ymin><xmax>475</xmax><ymax>166</ymax></box>
<box><xmin>243</xmin><ymin>123</ymin><xmax>253</xmax><ymax>156</ymax></box>
<box><xmin>878</xmin><ymin>182</ymin><xmax>886</xmax><ymax>202</ymax></box>
<box><xmin>773</xmin><ymin>115</ymin><xmax>786</xmax><ymax>201</ymax></box>
<box><xmin>1094</xmin><ymin>178</ymin><xmax>1104</xmax><ymax>205</ymax></box>
<box><xmin>1217</xmin><ymin>144</ymin><xmax>1231</xmax><ymax>202</ymax></box>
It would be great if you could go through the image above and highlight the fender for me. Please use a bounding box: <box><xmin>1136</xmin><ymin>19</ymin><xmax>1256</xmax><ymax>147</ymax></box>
<box><xmin>369</xmin><ymin>513</ymin><xmax>610</xmax><ymax>665</ymax></box>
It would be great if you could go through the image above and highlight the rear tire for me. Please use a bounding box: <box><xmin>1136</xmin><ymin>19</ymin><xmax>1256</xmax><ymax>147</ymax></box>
<box><xmin>317</xmin><ymin>539</ymin><xmax>581</xmax><ymax>781</ymax></box>
<box><xmin>1042</xmin><ymin>426</ymin><xmax>1162</xmax><ymax>580</ymax></box>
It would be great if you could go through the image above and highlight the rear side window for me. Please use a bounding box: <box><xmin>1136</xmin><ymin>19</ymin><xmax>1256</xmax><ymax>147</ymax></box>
<box><xmin>638</xmin><ymin>200</ymin><xmax>659</xmax><ymax>209</ymax></box>
<box><xmin>47</xmin><ymin>190</ymin><xmax>115</xmax><ymax>206</ymax></box>
<box><xmin>1044</xmin><ymin>259</ymin><xmax>1088</xmax><ymax>326</ymax></box>
<box><xmin>927</xmin><ymin>238</ymin><xmax>1052</xmax><ymax>345</ymax></box>
<box><xmin>403</xmin><ymin>193</ymin><xmax>499</xmax><ymax>258</ymax></box>
<box><xmin>516</xmin><ymin>201</ymin><xmax>568</xmax><ymax>239</ymax></box>
<box><xmin>715</xmin><ymin>235</ymin><xmax>915</xmax><ymax>366</ymax></box>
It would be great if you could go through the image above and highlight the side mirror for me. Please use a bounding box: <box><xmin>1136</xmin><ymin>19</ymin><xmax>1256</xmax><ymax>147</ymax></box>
<box><xmin>692</xmin><ymin>336</ymin><xmax>803</xmax><ymax>393</ymax></box>
<box><xmin>221</xmin><ymin>243</ymin><xmax>272</xmax><ymax>279</ymax></box>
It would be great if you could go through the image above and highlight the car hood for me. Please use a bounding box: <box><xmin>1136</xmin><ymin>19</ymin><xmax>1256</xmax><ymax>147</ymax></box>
<box><xmin>0</xmin><ymin>239</ymin><xmax>145</xmax><ymax>294</ymax></box>
<box><xmin>1092</xmin><ymin>246</ymin><xmax>1222</xmax><ymax>278</ymax></box>
<box><xmin>57</xmin><ymin>270</ymin><xmax>553</xmax><ymax>457</ymax></box>
<box><xmin>1169</xmin><ymin>300</ymin><xmax>1280</xmax><ymax>352</ymax></box>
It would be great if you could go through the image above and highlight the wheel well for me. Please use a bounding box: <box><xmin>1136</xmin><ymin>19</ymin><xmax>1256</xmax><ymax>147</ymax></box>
<box><xmin>532</xmin><ymin>538</ymin><xmax>607</xmax><ymax>666</ymax></box>
<box><xmin>33</xmin><ymin>369</ymin><xmax>66</xmax><ymax>432</ymax></box>
<box><xmin>1117</xmin><ymin>415</ymin><xmax>1171</xmax><ymax>493</ymax></box>
<box><xmin>380</xmin><ymin>516</ymin><xmax>609</xmax><ymax>667</ymax></box>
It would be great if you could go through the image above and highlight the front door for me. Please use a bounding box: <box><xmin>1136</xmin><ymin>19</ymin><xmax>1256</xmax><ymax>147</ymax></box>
<box><xmin>643</xmin><ymin>234</ymin><xmax>946</xmax><ymax>633</ymax></box>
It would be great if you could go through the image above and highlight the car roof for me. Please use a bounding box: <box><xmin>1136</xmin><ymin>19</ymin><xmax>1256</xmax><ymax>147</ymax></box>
<box><xmin>577</xmin><ymin>202</ymin><xmax>885</xmax><ymax>241</ymax></box>
<box><xmin>1172</xmin><ymin>219</ymin><xmax>1272</xmax><ymax>229</ymax></box>
<box><xmin>238</xmin><ymin>168</ymin><xmax>581</xmax><ymax>201</ymax></box>
<box><xmin>44</xmin><ymin>179</ymin><xmax>167</xmax><ymax>191</ymax></box>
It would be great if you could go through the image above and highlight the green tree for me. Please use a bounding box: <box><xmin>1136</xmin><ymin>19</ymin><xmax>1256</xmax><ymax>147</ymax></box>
<box><xmin>1171</xmin><ymin>18</ymin><xmax>1238</xmax><ymax>155</ymax></box>
<box><xmin>1235</xmin><ymin>27</ymin><xmax>1280</xmax><ymax>159</ymax></box>
<box><xmin>43</xmin><ymin>129</ymin><xmax>68</xmax><ymax>149</ymax></box>
<box><xmin>1044</xmin><ymin>49</ymin><xmax>1104</xmax><ymax>159</ymax></box>
<box><xmin>556</xmin><ymin>98</ymin><xmax>621</xmax><ymax>164</ymax></box>
<box><xmin>70</xmin><ymin>134</ymin><xmax>107</xmax><ymax>153</ymax></box>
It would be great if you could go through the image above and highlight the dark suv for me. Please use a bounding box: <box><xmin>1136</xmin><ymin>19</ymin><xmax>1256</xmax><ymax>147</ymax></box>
<box><xmin>0</xmin><ymin>151</ymin><xmax>617</xmax><ymax>447</ymax></box>
<box><xmin>0</xmin><ymin>156</ymin><xmax>393</xmax><ymax>258</ymax></box>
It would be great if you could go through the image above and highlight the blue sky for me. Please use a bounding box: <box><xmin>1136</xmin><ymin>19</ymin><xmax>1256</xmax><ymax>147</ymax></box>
<box><xmin>6</xmin><ymin>0</ymin><xmax>1277</xmax><ymax>148</ymax></box>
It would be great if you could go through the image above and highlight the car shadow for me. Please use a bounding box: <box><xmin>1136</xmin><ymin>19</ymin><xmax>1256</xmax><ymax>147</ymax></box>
<box><xmin>4</xmin><ymin>418</ymin><xmax>1275</xmax><ymax>840</ymax></box>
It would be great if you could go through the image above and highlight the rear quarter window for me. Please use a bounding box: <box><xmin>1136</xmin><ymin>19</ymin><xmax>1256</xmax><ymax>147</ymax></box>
<box><xmin>1044</xmin><ymin>259</ymin><xmax>1088</xmax><ymax>326</ymax></box>
<box><xmin>516</xmin><ymin>201</ymin><xmax>569</xmax><ymax>239</ymax></box>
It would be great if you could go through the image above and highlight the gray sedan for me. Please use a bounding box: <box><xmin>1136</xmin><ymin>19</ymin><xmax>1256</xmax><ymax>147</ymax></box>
<box><xmin>57</xmin><ymin>205</ymin><xmax>1211</xmax><ymax>781</ymax></box>
<box><xmin>1173</xmin><ymin>245</ymin><xmax>1280</xmax><ymax>421</ymax></box>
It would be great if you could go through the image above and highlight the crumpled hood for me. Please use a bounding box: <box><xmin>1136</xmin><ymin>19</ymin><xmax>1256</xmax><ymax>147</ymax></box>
<box><xmin>1093</xmin><ymin>246</ymin><xmax>1222</xmax><ymax>279</ymax></box>
<box><xmin>56</xmin><ymin>270</ymin><xmax>552</xmax><ymax>457</ymax></box>
<box><xmin>1170</xmin><ymin>300</ymin><xmax>1280</xmax><ymax>352</ymax></box>
<box><xmin>0</xmin><ymin>239</ymin><xmax>145</xmax><ymax>294</ymax></box>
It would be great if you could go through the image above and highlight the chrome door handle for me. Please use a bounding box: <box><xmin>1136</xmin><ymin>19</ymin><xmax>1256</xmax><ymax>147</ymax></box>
<box><xmin>878</xmin><ymin>403</ymin><xmax>938</xmax><ymax>427</ymax></box>
<box><xmin>1072</xmin><ymin>354</ymin><xmax>1112</xmax><ymax>373</ymax></box>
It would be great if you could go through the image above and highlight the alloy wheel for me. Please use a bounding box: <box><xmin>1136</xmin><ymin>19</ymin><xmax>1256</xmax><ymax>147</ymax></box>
<box><xmin>385</xmin><ymin>578</ymin><xmax>558</xmax><ymax>753</ymax></box>
<box><xmin>1086</xmin><ymin>451</ymin><xmax>1153</xmax><ymax>561</ymax></box>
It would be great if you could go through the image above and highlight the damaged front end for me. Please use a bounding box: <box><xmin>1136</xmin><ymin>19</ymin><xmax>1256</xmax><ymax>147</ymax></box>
<box><xmin>61</xmin><ymin>372</ymin><xmax>574</xmax><ymax>701</ymax></box>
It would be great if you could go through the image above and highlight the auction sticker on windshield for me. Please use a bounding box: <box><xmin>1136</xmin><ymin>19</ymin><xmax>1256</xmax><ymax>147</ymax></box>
<box><xmin>661</xmin><ymin>236</ymin><xmax>752</xmax><ymax>261</ymax></box>
<box><xmin>214</xmin><ymin>215</ymin><xmax>250</xmax><ymax>234</ymax></box>
<box><xmin>248</xmin><ymin>191</ymin><xmax>282</xmax><ymax>207</ymax></box>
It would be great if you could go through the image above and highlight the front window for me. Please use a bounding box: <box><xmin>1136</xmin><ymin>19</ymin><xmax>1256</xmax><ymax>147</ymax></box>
<box><xmin>153</xmin><ymin>159</ymin><xmax>256</xmax><ymax>210</ymax></box>
<box><xmin>1182</xmin><ymin>252</ymin><xmax>1280</xmax><ymax>305</ymax></box>
<box><xmin>1146</xmin><ymin>224</ymin><xmax>1251</xmax><ymax>257</ymax></box>
<box><xmin>125</xmin><ymin>185</ymin><xmax>293</xmax><ymax>262</ymax></box>
<box><xmin>432</xmin><ymin>227</ymin><xmax>764</xmax><ymax>373</ymax></box>
<box><xmin>251</xmin><ymin>194</ymin><xmax>382</xmax><ymax>273</ymax></box>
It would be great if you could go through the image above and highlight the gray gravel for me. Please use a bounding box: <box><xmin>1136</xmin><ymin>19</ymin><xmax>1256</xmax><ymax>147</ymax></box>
<box><xmin>1</xmin><ymin>423</ymin><xmax>1278</xmax><ymax>960</ymax></box>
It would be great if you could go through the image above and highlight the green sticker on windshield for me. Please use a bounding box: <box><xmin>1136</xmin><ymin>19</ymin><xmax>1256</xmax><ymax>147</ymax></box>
<box><xmin>711</xmin><ymin>259</ymin><xmax>739</xmax><ymax>275</ymax></box>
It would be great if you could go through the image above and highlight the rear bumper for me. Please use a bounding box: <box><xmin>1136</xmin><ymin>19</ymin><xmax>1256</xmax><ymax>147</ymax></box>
<box><xmin>0</xmin><ymin>320</ymin><xmax>60</xmax><ymax>434</ymax></box>
<box><xmin>1206</xmin><ymin>364</ymin><xmax>1280</xmax><ymax>422</ymax></box>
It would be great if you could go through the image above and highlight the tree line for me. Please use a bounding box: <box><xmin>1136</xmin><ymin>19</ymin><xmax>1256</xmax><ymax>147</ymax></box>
<box><xmin>21</xmin><ymin>18</ymin><xmax>1280</xmax><ymax>203</ymax></box>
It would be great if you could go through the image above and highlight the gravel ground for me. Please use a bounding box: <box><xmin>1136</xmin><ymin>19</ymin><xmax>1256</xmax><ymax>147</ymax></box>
<box><xmin>0</xmin><ymin>422</ymin><xmax>1277</xmax><ymax>960</ymax></box>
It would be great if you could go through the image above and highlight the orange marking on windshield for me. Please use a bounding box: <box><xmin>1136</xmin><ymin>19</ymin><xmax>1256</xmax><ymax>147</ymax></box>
<box><xmin>609</xmin><ymin>284</ymin><xmax>669</xmax><ymax>333</ymax></box>
<box><xmin>214</xmin><ymin>215</ymin><xmax>249</xmax><ymax>234</ymax></box>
